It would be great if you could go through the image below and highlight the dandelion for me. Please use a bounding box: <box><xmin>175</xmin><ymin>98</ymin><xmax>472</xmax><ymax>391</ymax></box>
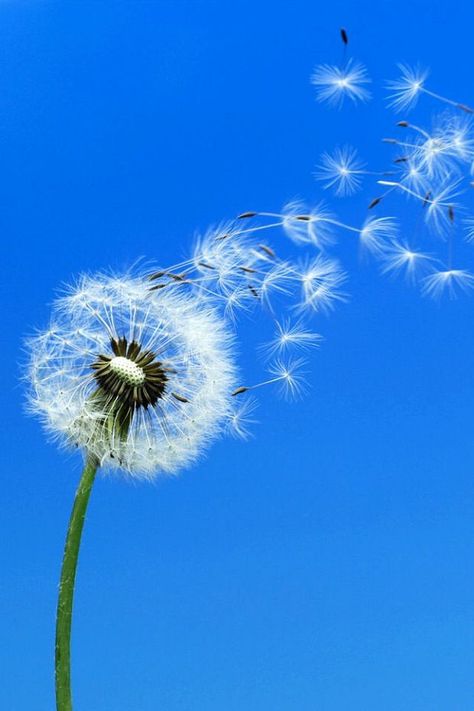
<box><xmin>28</xmin><ymin>273</ymin><xmax>238</xmax><ymax>478</ymax></box>
<box><xmin>421</xmin><ymin>268</ymin><xmax>474</xmax><ymax>298</ymax></box>
<box><xmin>28</xmin><ymin>197</ymin><xmax>349</xmax><ymax>710</ymax></box>
<box><xmin>311</xmin><ymin>59</ymin><xmax>371</xmax><ymax>107</ymax></box>
<box><xmin>27</xmin><ymin>271</ymin><xmax>243</xmax><ymax>710</ymax></box>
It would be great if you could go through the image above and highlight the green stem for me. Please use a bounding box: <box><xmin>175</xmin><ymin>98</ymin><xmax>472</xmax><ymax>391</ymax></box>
<box><xmin>55</xmin><ymin>454</ymin><xmax>99</xmax><ymax>711</ymax></box>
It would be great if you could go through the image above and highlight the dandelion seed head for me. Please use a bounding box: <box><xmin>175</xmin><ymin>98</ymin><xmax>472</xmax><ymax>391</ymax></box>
<box><xmin>27</xmin><ymin>272</ymin><xmax>238</xmax><ymax>479</ymax></box>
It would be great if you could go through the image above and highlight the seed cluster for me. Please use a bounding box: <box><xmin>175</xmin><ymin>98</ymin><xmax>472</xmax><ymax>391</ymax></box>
<box><xmin>92</xmin><ymin>337</ymin><xmax>168</xmax><ymax>410</ymax></box>
<box><xmin>109</xmin><ymin>356</ymin><xmax>146</xmax><ymax>386</ymax></box>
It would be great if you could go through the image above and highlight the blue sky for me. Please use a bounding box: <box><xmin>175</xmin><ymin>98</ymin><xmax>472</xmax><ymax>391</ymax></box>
<box><xmin>2</xmin><ymin>1</ymin><xmax>474</xmax><ymax>709</ymax></box>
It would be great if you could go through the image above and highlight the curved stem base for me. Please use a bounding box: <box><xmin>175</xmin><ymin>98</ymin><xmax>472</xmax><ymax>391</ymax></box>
<box><xmin>55</xmin><ymin>455</ymin><xmax>99</xmax><ymax>711</ymax></box>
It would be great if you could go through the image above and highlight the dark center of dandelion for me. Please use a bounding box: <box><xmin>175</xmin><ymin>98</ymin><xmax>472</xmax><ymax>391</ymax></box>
<box><xmin>91</xmin><ymin>336</ymin><xmax>168</xmax><ymax>411</ymax></box>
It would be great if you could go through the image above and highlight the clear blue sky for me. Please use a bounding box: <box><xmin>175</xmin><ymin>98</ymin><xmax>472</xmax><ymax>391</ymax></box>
<box><xmin>2</xmin><ymin>1</ymin><xmax>474</xmax><ymax>709</ymax></box>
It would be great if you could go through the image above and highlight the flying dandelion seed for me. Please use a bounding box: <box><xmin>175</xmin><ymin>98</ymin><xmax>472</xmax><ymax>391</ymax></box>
<box><xmin>359</xmin><ymin>216</ymin><xmax>398</xmax><ymax>255</ymax></box>
<box><xmin>311</xmin><ymin>59</ymin><xmax>371</xmax><ymax>107</ymax></box>
<box><xmin>268</xmin><ymin>358</ymin><xmax>308</xmax><ymax>399</ymax></box>
<box><xmin>423</xmin><ymin>180</ymin><xmax>462</xmax><ymax>234</ymax></box>
<box><xmin>387</xmin><ymin>64</ymin><xmax>430</xmax><ymax>112</ymax></box>
<box><xmin>421</xmin><ymin>268</ymin><xmax>474</xmax><ymax>298</ymax></box>
<box><xmin>265</xmin><ymin>318</ymin><xmax>322</xmax><ymax>357</ymax></box>
<box><xmin>282</xmin><ymin>200</ymin><xmax>337</xmax><ymax>248</ymax></box>
<box><xmin>298</xmin><ymin>255</ymin><xmax>348</xmax><ymax>313</ymax></box>
<box><xmin>464</xmin><ymin>217</ymin><xmax>474</xmax><ymax>242</ymax></box>
<box><xmin>387</xmin><ymin>63</ymin><xmax>474</xmax><ymax>114</ymax></box>
<box><xmin>380</xmin><ymin>241</ymin><xmax>434</xmax><ymax>282</ymax></box>
<box><xmin>314</xmin><ymin>145</ymin><xmax>366</xmax><ymax>196</ymax></box>
<box><xmin>226</xmin><ymin>396</ymin><xmax>258</xmax><ymax>440</ymax></box>
<box><xmin>396</xmin><ymin>158</ymin><xmax>430</xmax><ymax>193</ymax></box>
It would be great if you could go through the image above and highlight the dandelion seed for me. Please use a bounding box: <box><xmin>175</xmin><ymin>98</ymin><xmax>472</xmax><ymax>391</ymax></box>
<box><xmin>424</xmin><ymin>180</ymin><xmax>462</xmax><ymax>234</ymax></box>
<box><xmin>282</xmin><ymin>200</ymin><xmax>336</xmax><ymax>248</ymax></box>
<box><xmin>387</xmin><ymin>64</ymin><xmax>429</xmax><ymax>112</ymax></box>
<box><xmin>314</xmin><ymin>145</ymin><xmax>366</xmax><ymax>196</ymax></box>
<box><xmin>268</xmin><ymin>358</ymin><xmax>307</xmax><ymax>399</ymax></box>
<box><xmin>258</xmin><ymin>244</ymin><xmax>276</xmax><ymax>258</ymax></box>
<box><xmin>359</xmin><ymin>216</ymin><xmax>398</xmax><ymax>255</ymax></box>
<box><xmin>224</xmin><ymin>286</ymin><xmax>255</xmax><ymax>320</ymax></box>
<box><xmin>299</xmin><ymin>255</ymin><xmax>348</xmax><ymax>313</ymax></box>
<box><xmin>260</xmin><ymin>262</ymin><xmax>295</xmax><ymax>306</ymax></box>
<box><xmin>231</xmin><ymin>386</ymin><xmax>249</xmax><ymax>396</ymax></box>
<box><xmin>380</xmin><ymin>241</ymin><xmax>433</xmax><ymax>282</ymax></box>
<box><xmin>265</xmin><ymin>318</ymin><xmax>322</xmax><ymax>357</ymax></box>
<box><xmin>443</xmin><ymin>114</ymin><xmax>474</xmax><ymax>162</ymax></box>
<box><xmin>231</xmin><ymin>358</ymin><xmax>307</xmax><ymax>400</ymax></box>
<box><xmin>422</xmin><ymin>268</ymin><xmax>474</xmax><ymax>298</ymax></box>
<box><xmin>368</xmin><ymin>197</ymin><xmax>383</xmax><ymax>209</ymax></box>
<box><xmin>227</xmin><ymin>397</ymin><xmax>258</xmax><ymax>439</ymax></box>
<box><xmin>397</xmin><ymin>159</ymin><xmax>429</xmax><ymax>192</ymax></box>
<box><xmin>464</xmin><ymin>217</ymin><xmax>474</xmax><ymax>242</ymax></box>
<box><xmin>388</xmin><ymin>63</ymin><xmax>474</xmax><ymax>113</ymax></box>
<box><xmin>311</xmin><ymin>59</ymin><xmax>371</xmax><ymax>107</ymax></box>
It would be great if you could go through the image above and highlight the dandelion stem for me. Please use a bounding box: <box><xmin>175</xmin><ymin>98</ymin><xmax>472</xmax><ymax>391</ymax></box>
<box><xmin>55</xmin><ymin>454</ymin><xmax>99</xmax><ymax>711</ymax></box>
<box><xmin>421</xmin><ymin>87</ymin><xmax>474</xmax><ymax>113</ymax></box>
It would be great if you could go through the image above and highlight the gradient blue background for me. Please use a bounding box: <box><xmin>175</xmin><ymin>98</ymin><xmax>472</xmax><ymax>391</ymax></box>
<box><xmin>2</xmin><ymin>1</ymin><xmax>474</xmax><ymax>709</ymax></box>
